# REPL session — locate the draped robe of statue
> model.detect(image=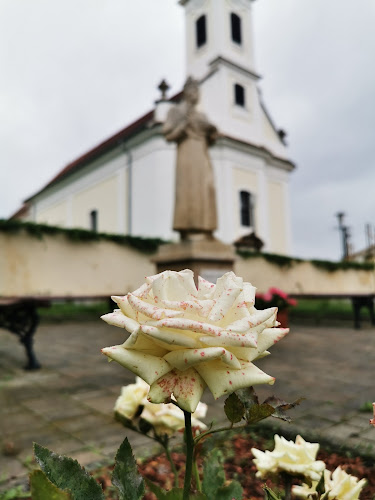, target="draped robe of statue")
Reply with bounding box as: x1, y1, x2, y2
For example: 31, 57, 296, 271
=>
163, 90, 218, 238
